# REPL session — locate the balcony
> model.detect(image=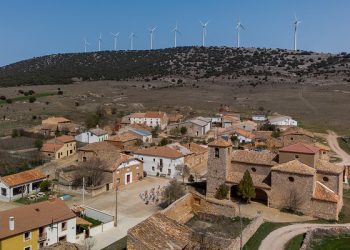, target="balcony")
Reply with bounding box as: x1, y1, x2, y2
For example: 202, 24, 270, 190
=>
38, 233, 47, 242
